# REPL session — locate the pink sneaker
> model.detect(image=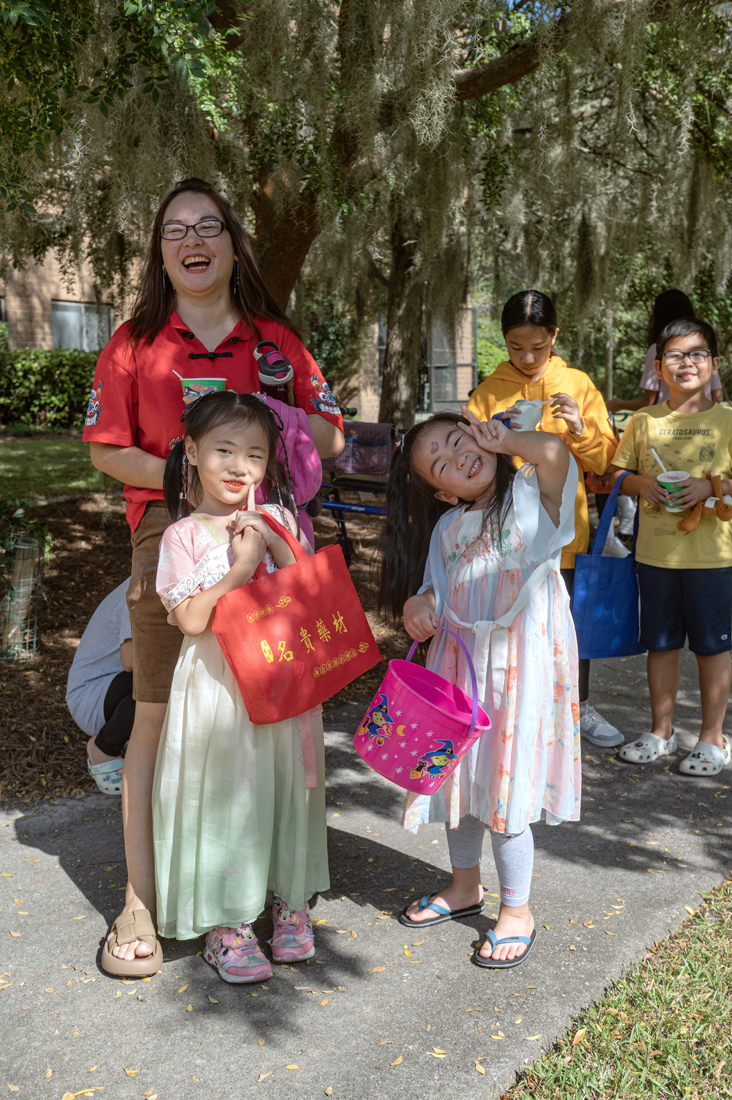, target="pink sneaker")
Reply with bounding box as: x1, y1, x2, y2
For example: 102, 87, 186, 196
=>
203, 923, 272, 984
269, 898, 315, 963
